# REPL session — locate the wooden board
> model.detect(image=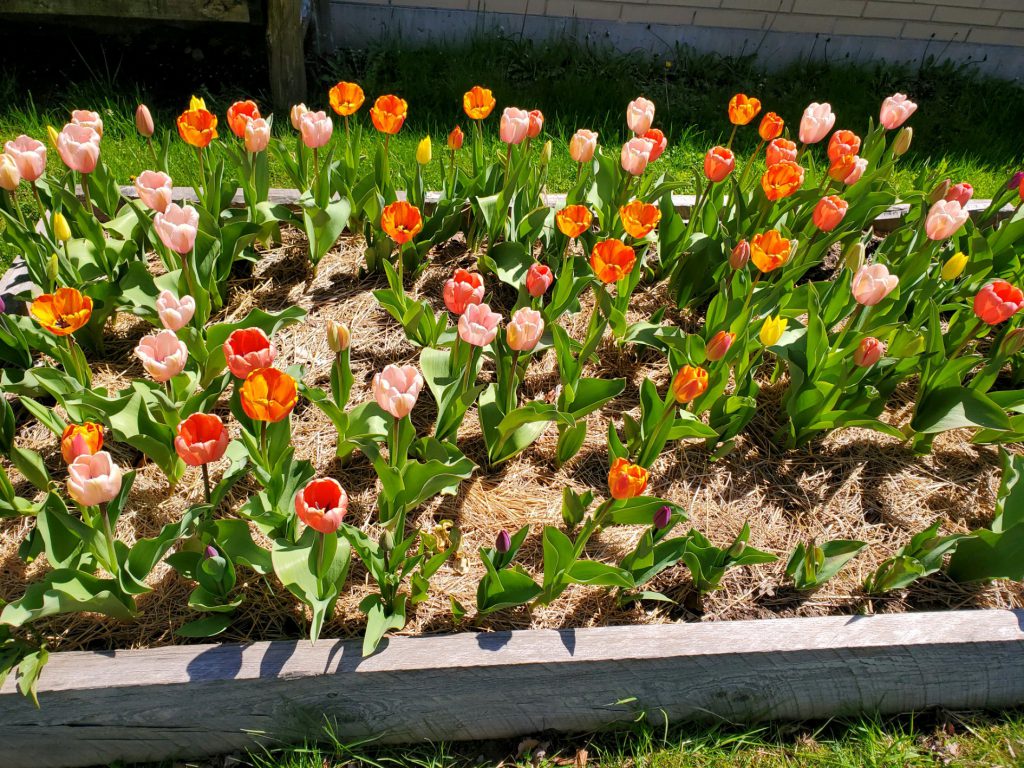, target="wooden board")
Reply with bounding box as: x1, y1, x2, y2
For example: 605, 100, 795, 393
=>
2, 0, 251, 23
0, 609, 1021, 768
